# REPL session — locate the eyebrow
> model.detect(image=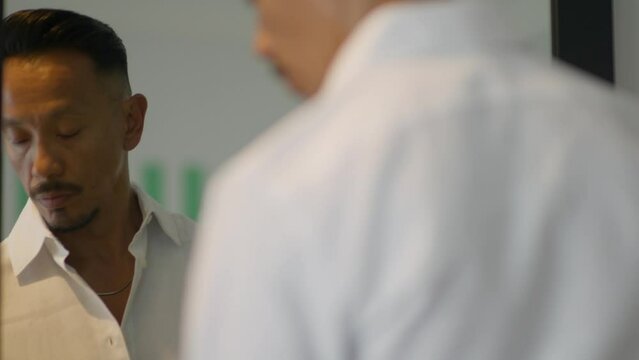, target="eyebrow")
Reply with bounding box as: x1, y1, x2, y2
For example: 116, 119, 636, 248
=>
1, 118, 21, 128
